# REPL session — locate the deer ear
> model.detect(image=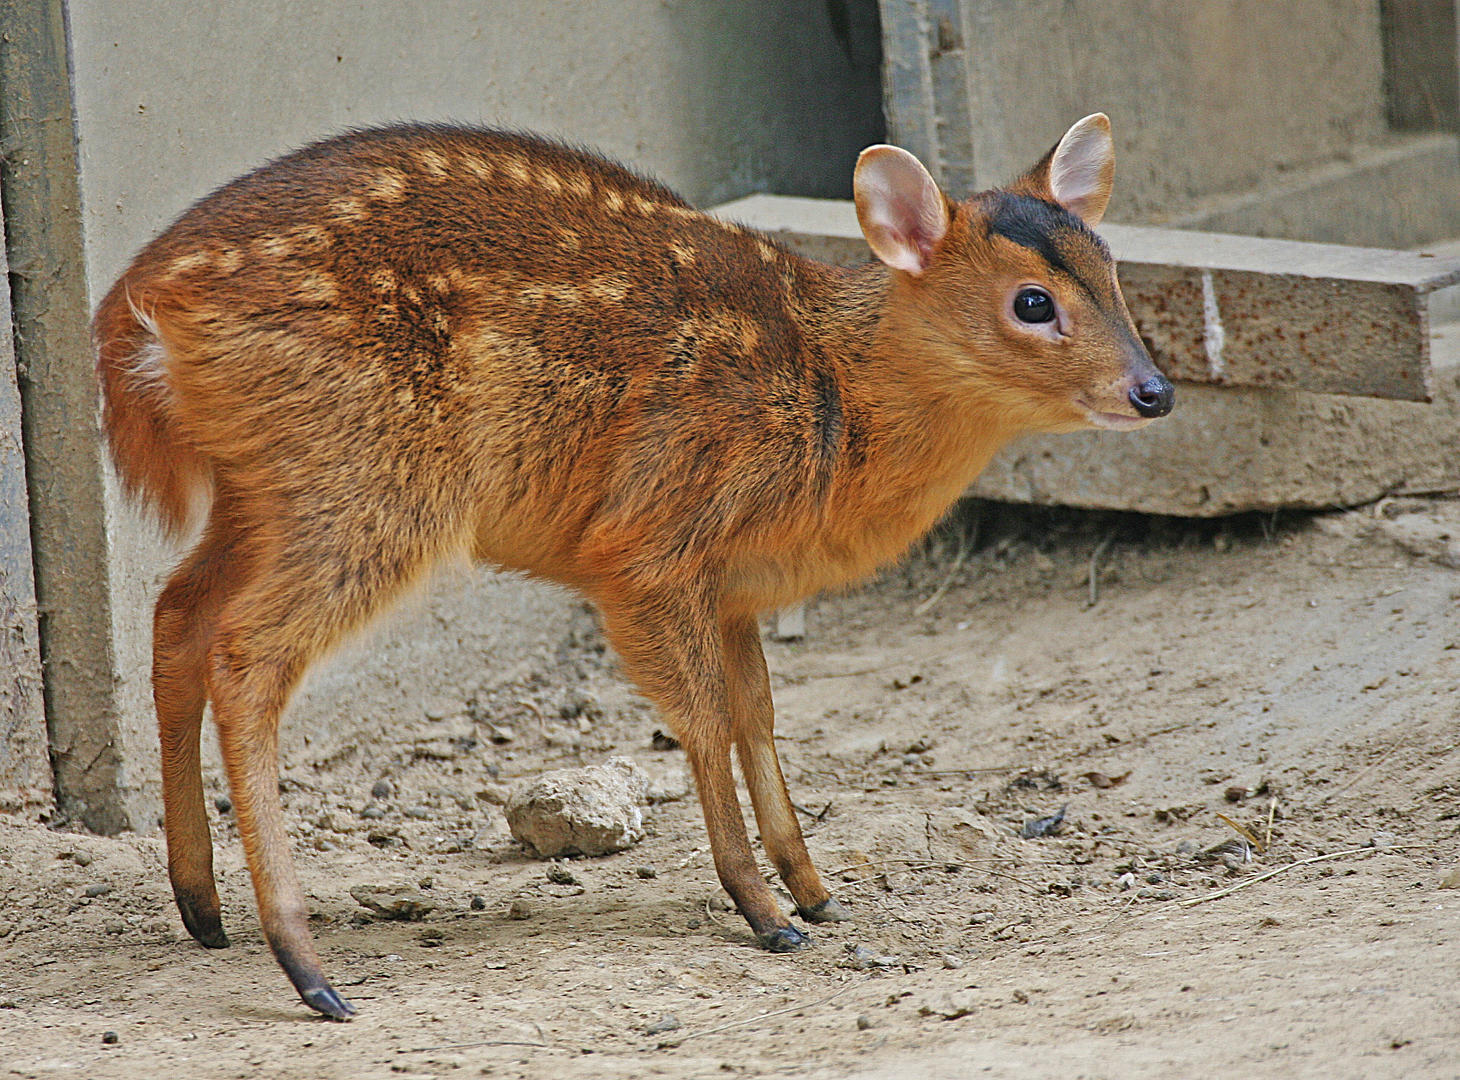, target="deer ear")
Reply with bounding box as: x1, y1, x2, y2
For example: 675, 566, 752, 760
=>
1034, 113, 1115, 227
854, 145, 949, 274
